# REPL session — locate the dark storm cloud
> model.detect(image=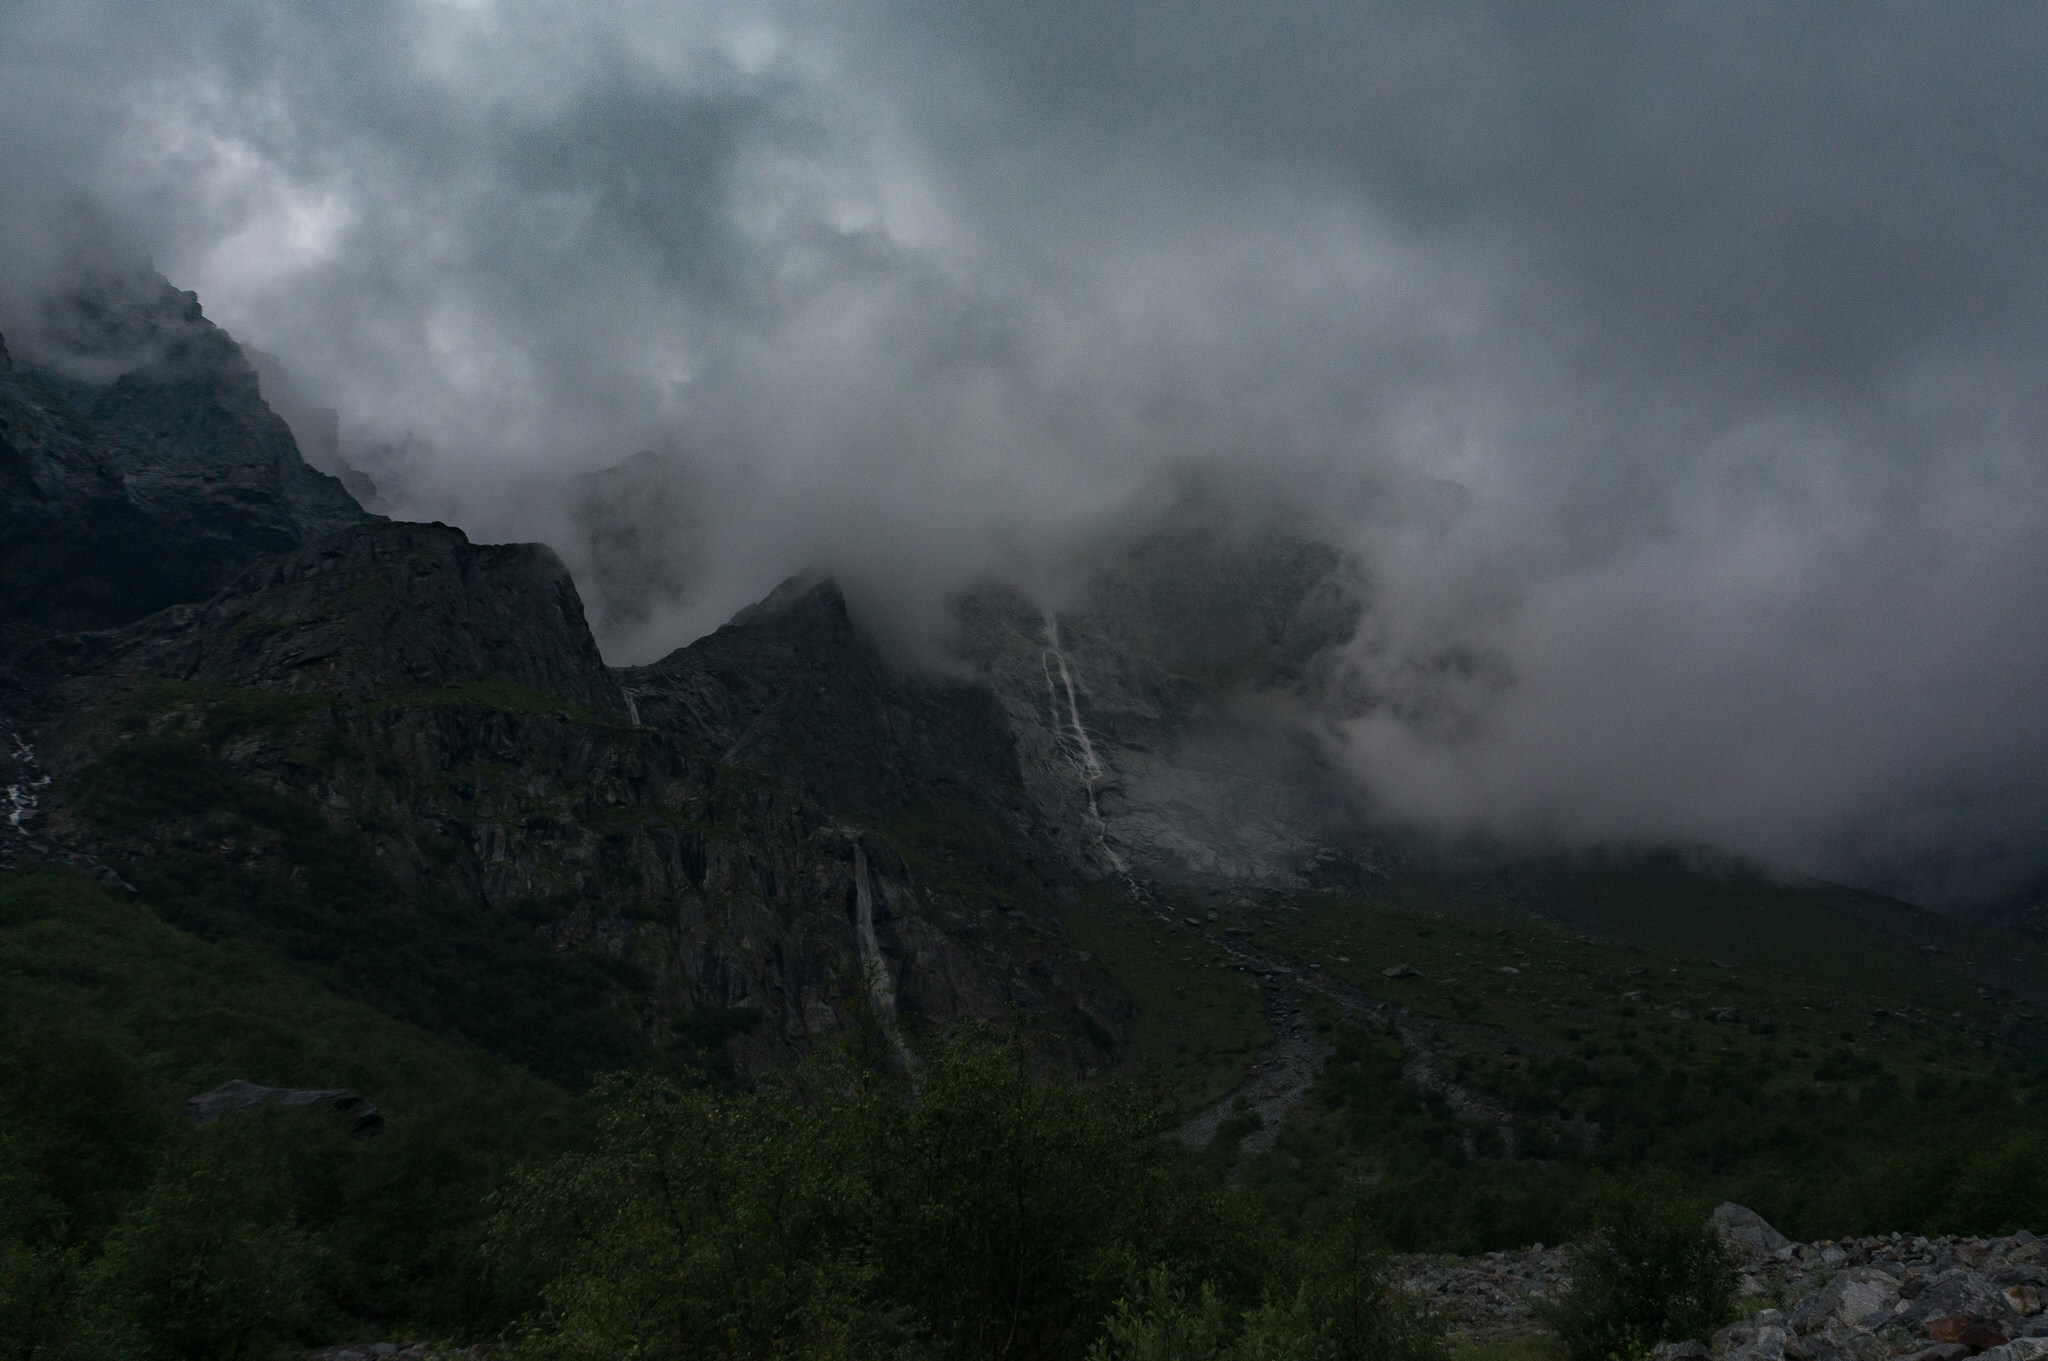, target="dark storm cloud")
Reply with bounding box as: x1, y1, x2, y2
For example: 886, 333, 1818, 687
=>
3, 1, 2045, 905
